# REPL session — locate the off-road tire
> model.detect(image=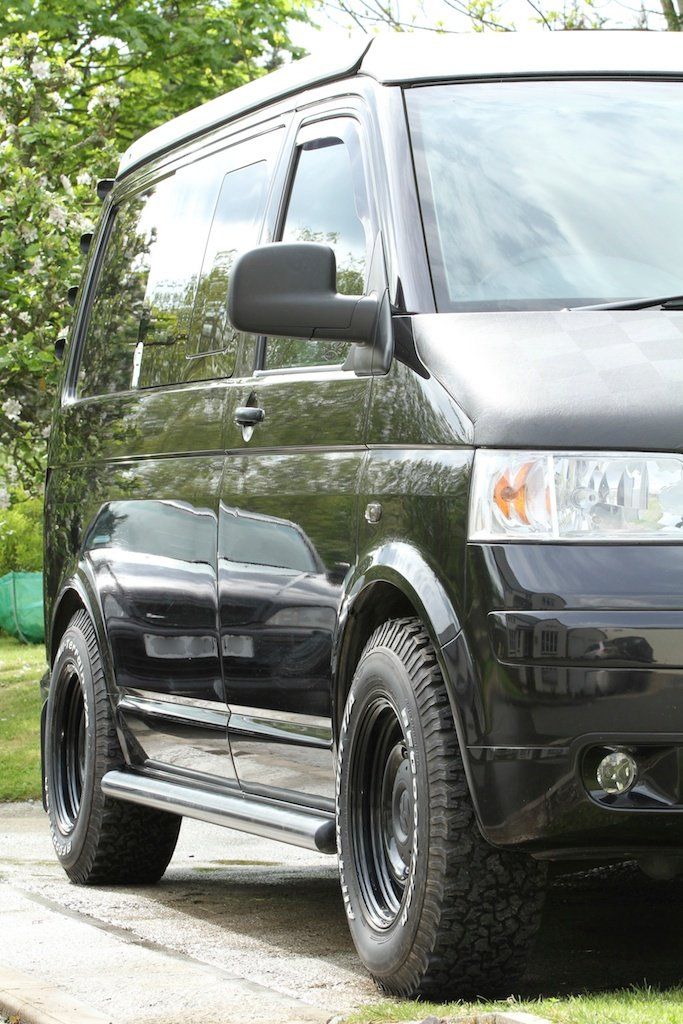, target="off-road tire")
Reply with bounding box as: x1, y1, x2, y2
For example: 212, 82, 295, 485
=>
45, 609, 181, 884
337, 617, 546, 999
